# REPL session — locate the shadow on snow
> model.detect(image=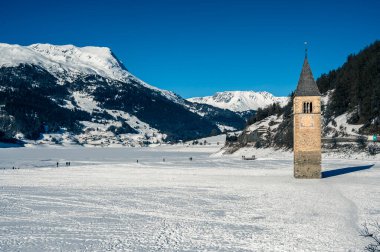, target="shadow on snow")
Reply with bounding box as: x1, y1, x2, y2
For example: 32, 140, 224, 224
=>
322, 164, 374, 178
